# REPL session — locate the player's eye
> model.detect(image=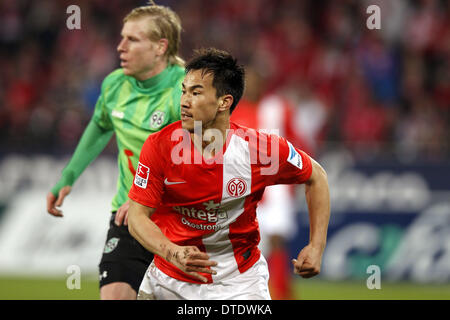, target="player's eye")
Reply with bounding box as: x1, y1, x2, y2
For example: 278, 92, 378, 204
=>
193, 91, 201, 96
